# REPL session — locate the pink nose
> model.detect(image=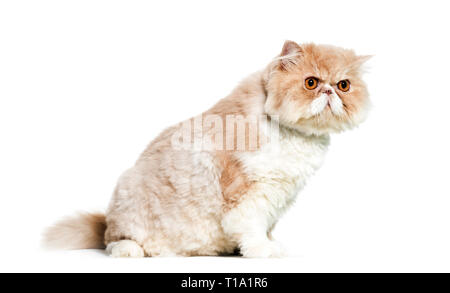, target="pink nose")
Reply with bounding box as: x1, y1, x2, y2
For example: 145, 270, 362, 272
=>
321, 88, 333, 95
